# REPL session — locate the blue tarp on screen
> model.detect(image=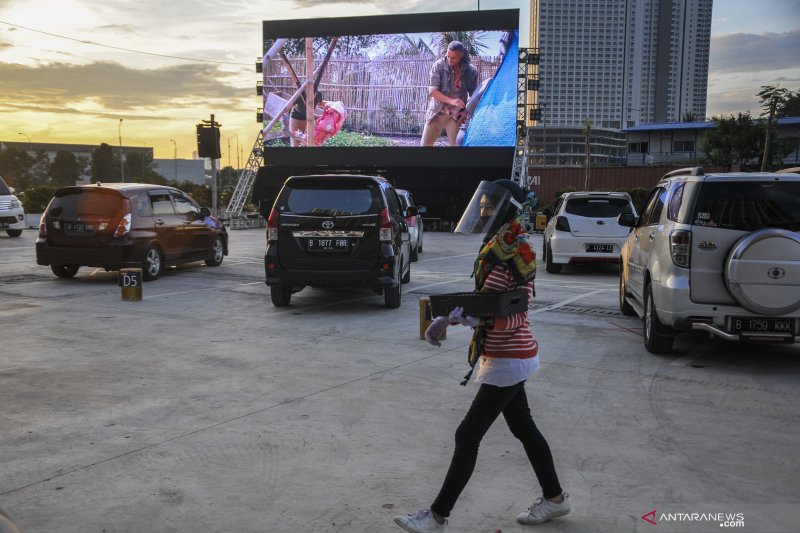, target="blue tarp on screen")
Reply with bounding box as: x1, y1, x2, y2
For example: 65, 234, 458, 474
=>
463, 30, 518, 147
